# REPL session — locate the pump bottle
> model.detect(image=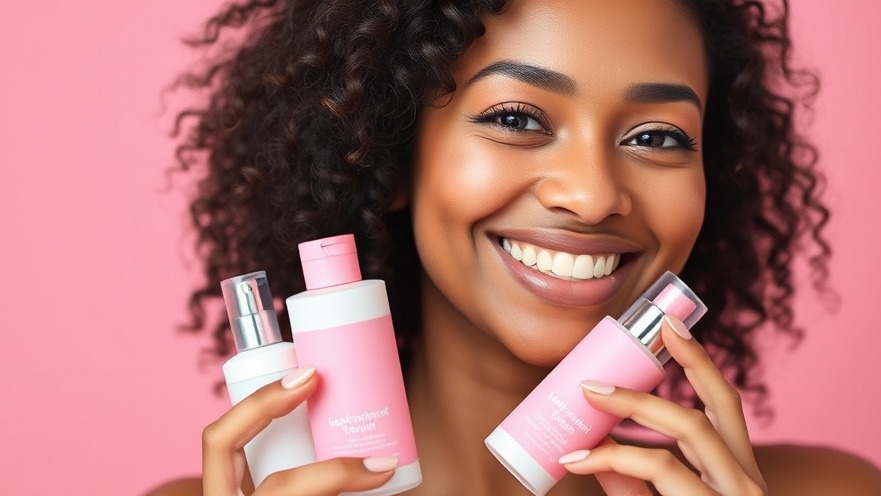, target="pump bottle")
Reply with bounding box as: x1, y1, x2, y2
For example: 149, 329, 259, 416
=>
485, 272, 707, 496
221, 271, 316, 487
